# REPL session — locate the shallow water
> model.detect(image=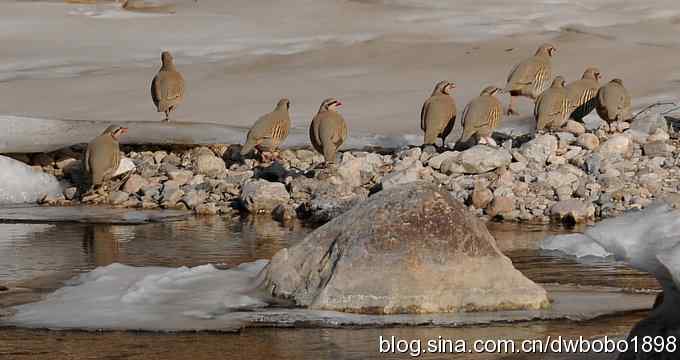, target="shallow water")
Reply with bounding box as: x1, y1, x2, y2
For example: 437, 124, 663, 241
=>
0, 216, 659, 359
